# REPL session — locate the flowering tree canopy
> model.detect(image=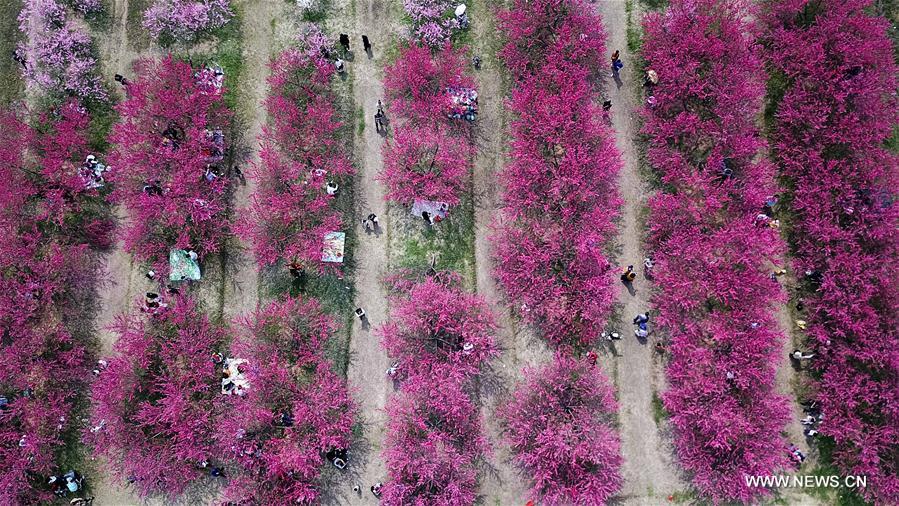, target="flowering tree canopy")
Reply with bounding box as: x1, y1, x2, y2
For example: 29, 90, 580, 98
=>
493, 0, 621, 349
765, 0, 899, 502
641, 0, 791, 502
108, 56, 232, 277
501, 355, 622, 506
217, 297, 356, 504
380, 275, 498, 379
381, 44, 476, 208
86, 295, 228, 497
143, 0, 233, 42
381, 366, 488, 506
17, 0, 106, 100
239, 39, 353, 272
